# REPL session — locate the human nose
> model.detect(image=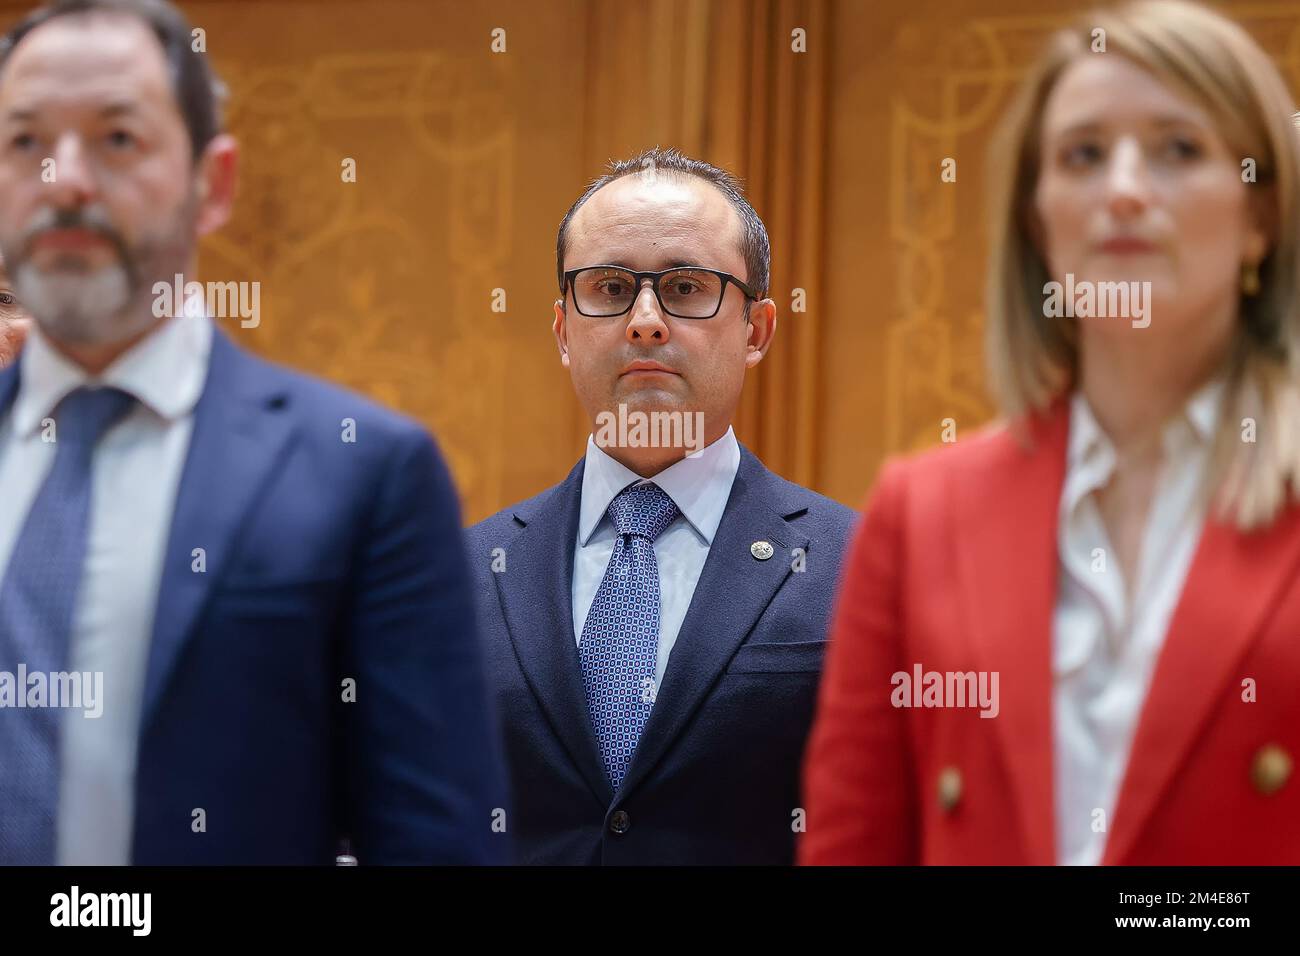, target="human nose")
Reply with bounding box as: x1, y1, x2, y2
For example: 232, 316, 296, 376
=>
625, 278, 670, 344
1104, 137, 1150, 221
46, 133, 99, 209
